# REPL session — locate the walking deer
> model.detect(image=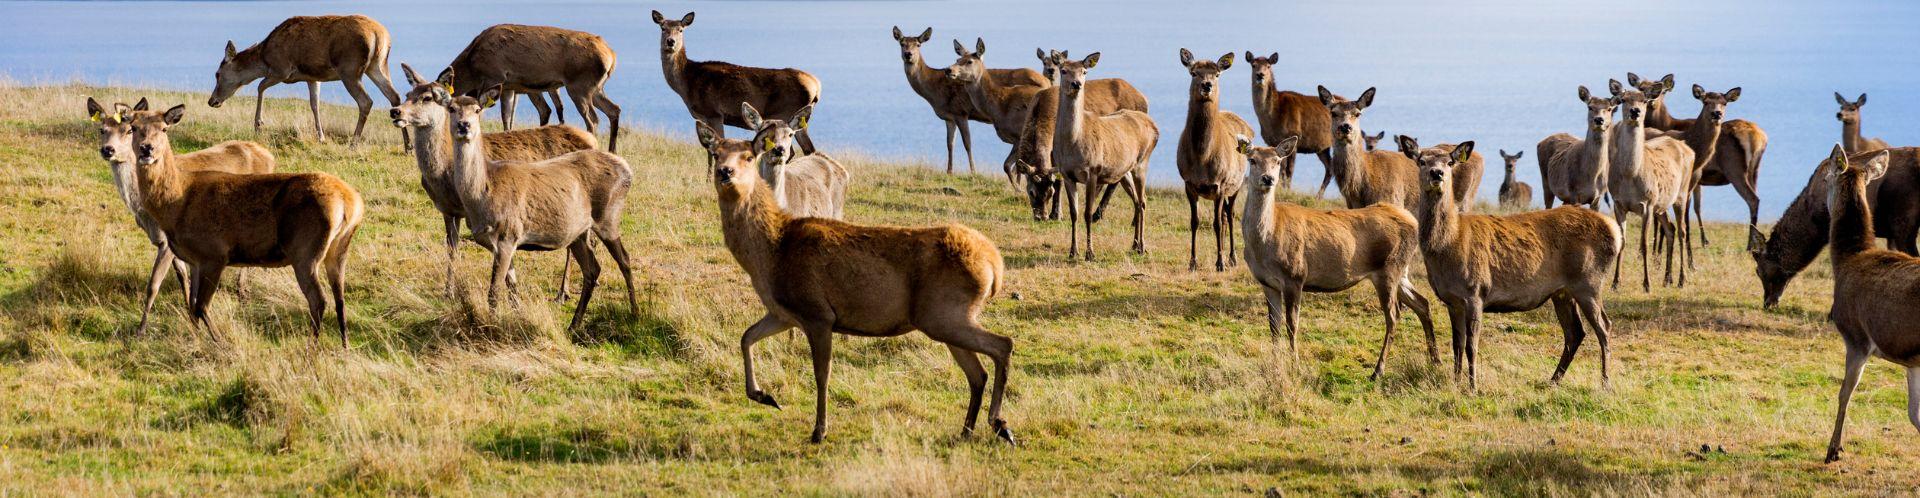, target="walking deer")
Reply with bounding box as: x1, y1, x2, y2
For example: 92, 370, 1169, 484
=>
1836, 92, 1889, 155
1176, 49, 1256, 271
1631, 73, 1767, 249
1053, 52, 1159, 261
655, 11, 821, 155
1010, 49, 1148, 220
438, 24, 623, 152
1497, 149, 1532, 209
1752, 147, 1920, 309
1536, 86, 1617, 210
1244, 52, 1335, 195
208, 15, 404, 148
893, 27, 1046, 174
1608, 80, 1696, 291
709, 102, 849, 219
